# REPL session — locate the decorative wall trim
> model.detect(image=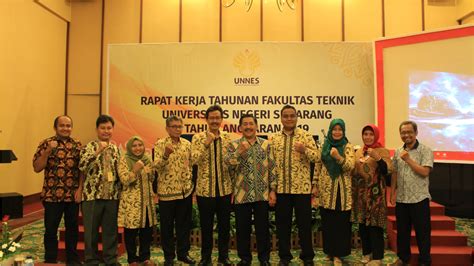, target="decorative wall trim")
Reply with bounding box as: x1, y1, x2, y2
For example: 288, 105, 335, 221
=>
33, 0, 70, 23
